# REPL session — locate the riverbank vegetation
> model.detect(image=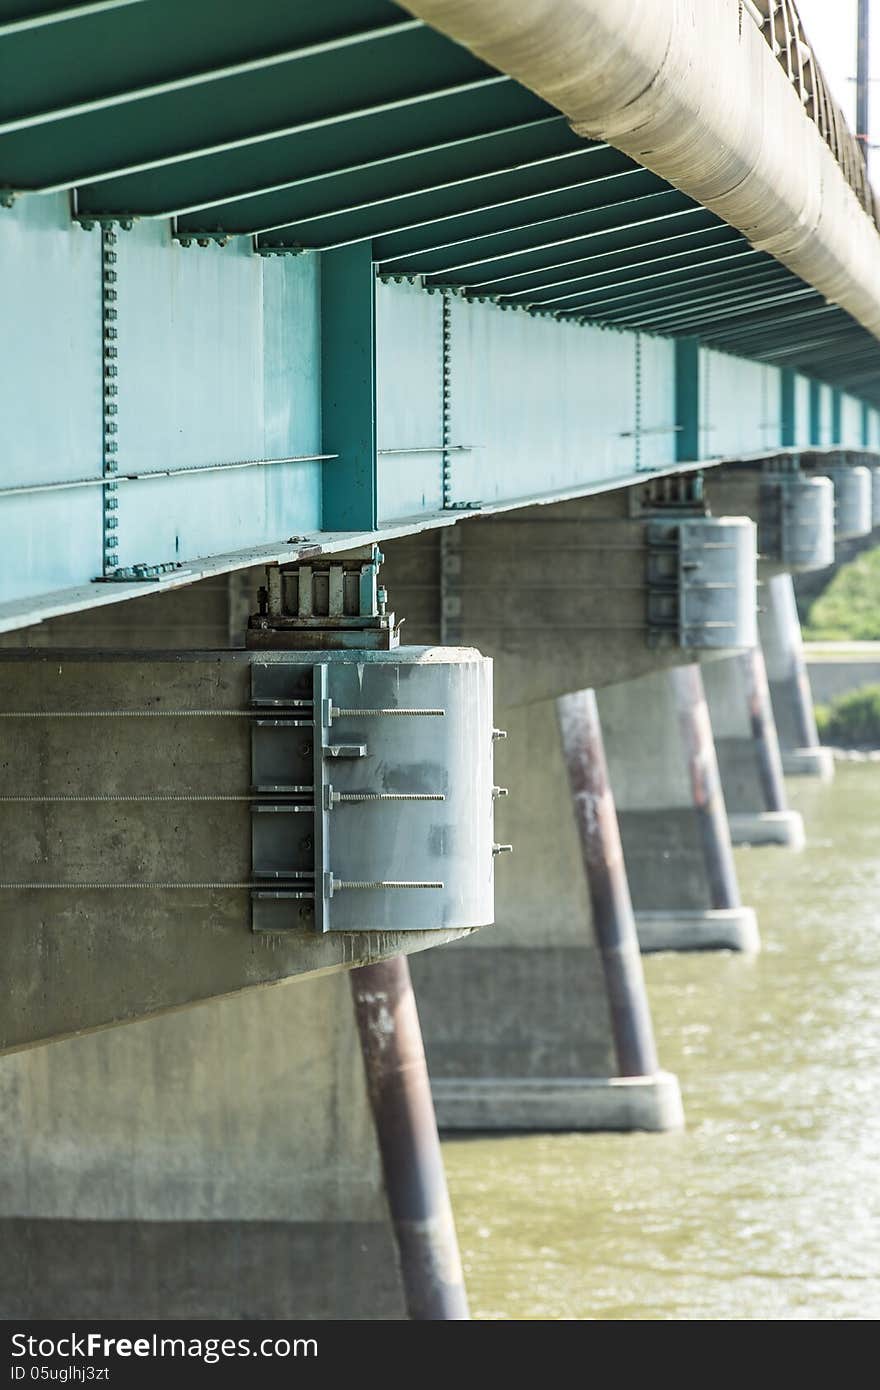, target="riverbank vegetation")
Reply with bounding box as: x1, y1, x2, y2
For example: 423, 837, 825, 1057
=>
815, 684, 880, 747
803, 547, 880, 640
